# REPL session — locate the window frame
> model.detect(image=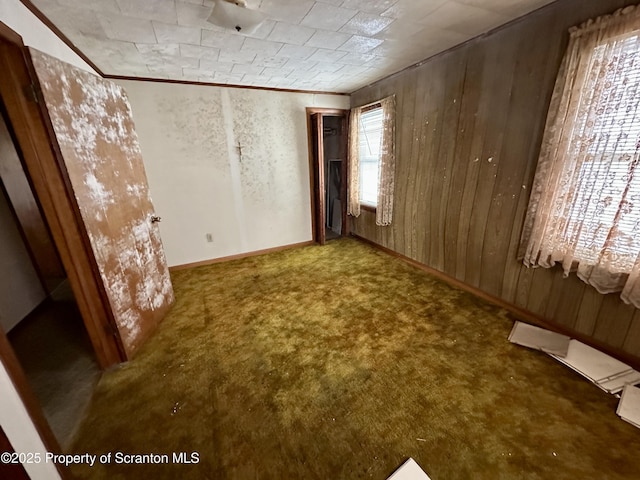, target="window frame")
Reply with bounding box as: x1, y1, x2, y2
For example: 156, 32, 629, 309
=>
357, 102, 383, 210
